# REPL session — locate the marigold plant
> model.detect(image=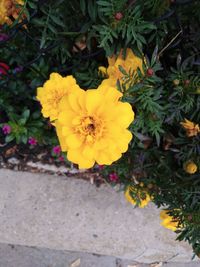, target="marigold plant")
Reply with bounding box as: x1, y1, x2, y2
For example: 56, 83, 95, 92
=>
1, 0, 200, 257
